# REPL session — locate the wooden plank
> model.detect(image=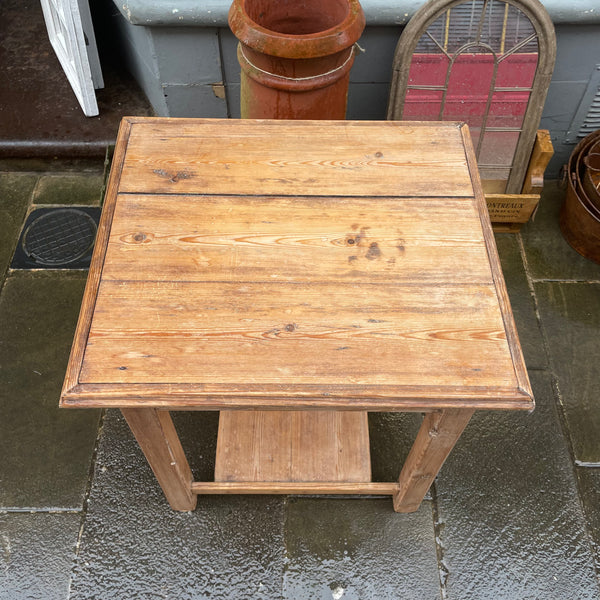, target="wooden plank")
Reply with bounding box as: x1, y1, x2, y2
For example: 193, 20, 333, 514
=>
121, 408, 196, 511
393, 409, 474, 512
460, 124, 533, 404
80, 334, 516, 388
214, 411, 371, 483
81, 279, 515, 390
60, 117, 132, 405
485, 193, 540, 224
88, 280, 505, 335
119, 119, 474, 198
521, 130, 554, 195
100, 194, 493, 285
492, 223, 523, 233
109, 194, 484, 244
63, 383, 534, 411
191, 482, 398, 495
